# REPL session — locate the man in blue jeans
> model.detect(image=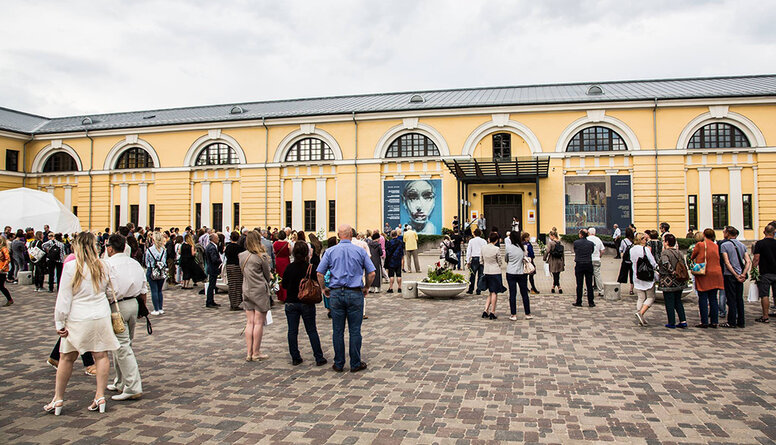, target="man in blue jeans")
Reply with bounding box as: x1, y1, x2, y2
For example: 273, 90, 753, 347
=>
317, 224, 376, 373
